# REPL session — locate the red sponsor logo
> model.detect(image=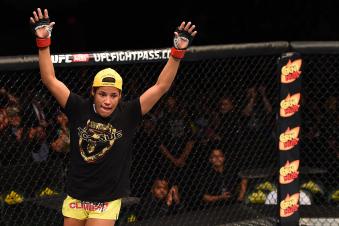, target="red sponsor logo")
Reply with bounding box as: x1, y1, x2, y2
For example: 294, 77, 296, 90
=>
72, 54, 90, 62
281, 59, 302, 83
280, 193, 299, 217
69, 201, 108, 212
279, 127, 300, 151
279, 160, 300, 184
280, 93, 301, 117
